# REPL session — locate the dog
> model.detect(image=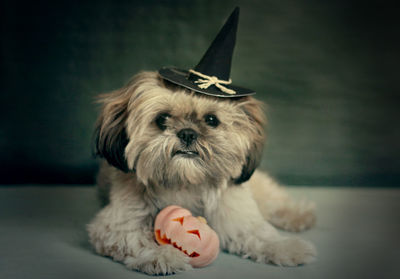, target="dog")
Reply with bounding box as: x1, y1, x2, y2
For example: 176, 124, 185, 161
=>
87, 71, 316, 275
